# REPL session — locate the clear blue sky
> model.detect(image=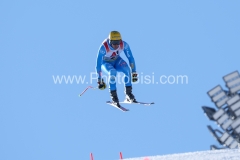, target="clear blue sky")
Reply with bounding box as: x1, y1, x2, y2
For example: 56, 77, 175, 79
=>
1, 0, 240, 160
